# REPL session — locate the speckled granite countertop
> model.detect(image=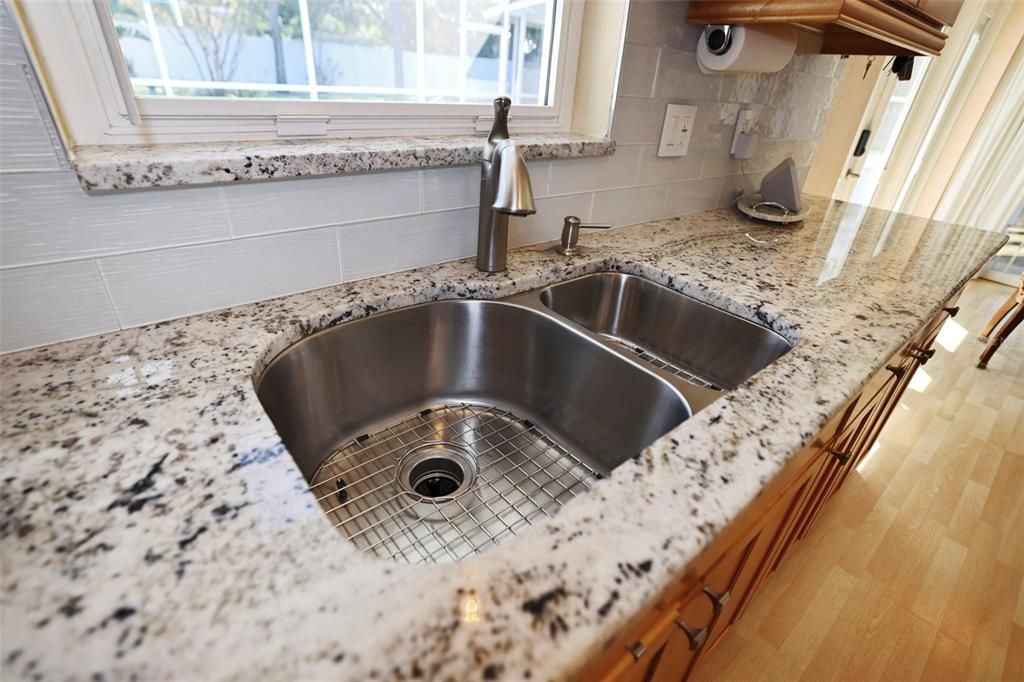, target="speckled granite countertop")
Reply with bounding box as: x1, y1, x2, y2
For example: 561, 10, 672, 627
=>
72, 133, 614, 192
0, 197, 1005, 681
